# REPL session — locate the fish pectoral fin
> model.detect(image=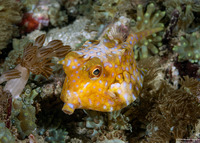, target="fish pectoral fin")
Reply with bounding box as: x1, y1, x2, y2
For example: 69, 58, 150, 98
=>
104, 91, 117, 99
